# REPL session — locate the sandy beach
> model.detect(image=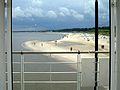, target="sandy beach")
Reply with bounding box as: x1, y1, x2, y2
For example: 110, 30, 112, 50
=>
23, 33, 109, 51
23, 32, 109, 59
